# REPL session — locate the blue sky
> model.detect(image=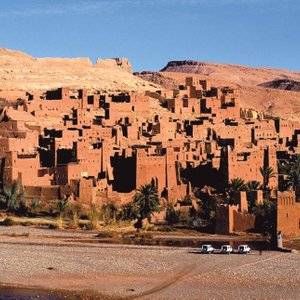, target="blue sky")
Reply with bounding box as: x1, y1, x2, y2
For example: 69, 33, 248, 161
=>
0, 0, 299, 71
